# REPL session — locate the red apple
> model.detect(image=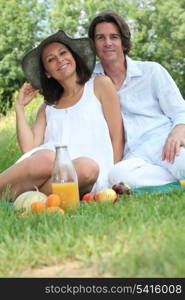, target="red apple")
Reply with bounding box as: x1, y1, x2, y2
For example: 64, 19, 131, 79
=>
94, 188, 117, 203
82, 192, 95, 202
